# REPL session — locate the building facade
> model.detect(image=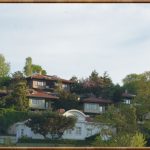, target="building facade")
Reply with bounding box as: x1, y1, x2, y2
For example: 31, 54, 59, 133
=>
15, 109, 115, 141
